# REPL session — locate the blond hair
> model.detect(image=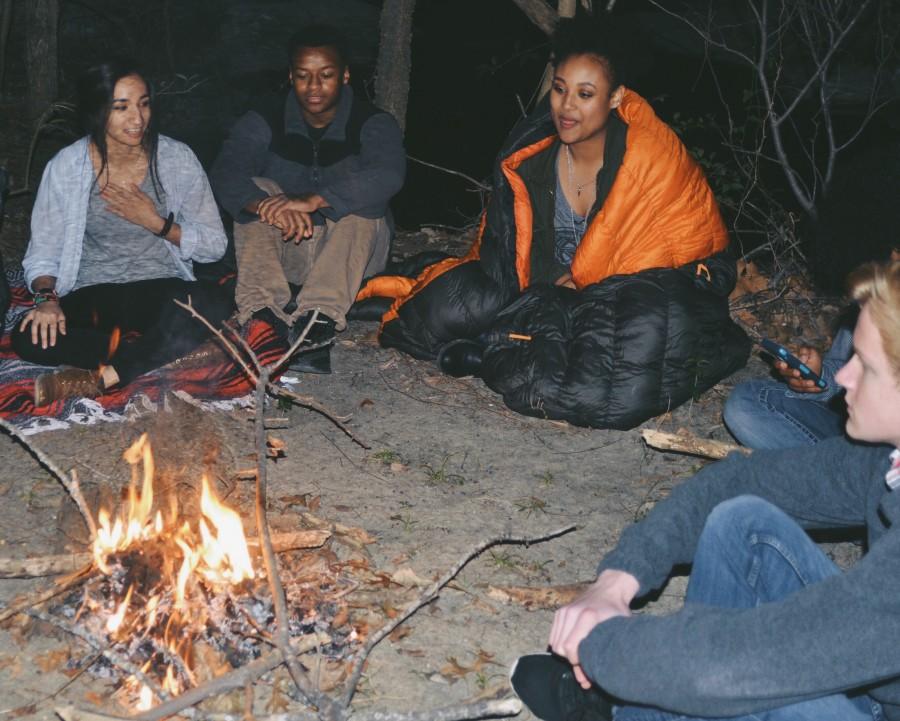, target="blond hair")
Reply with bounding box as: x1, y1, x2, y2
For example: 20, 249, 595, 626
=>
849, 260, 900, 378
